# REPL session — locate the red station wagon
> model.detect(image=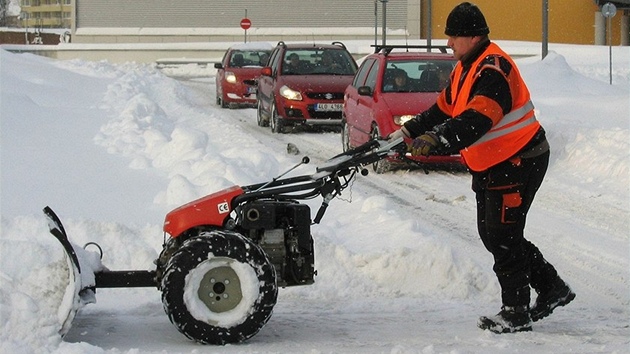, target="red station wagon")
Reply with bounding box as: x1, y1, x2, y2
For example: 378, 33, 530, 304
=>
256, 41, 358, 133
215, 42, 273, 108
342, 45, 464, 173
